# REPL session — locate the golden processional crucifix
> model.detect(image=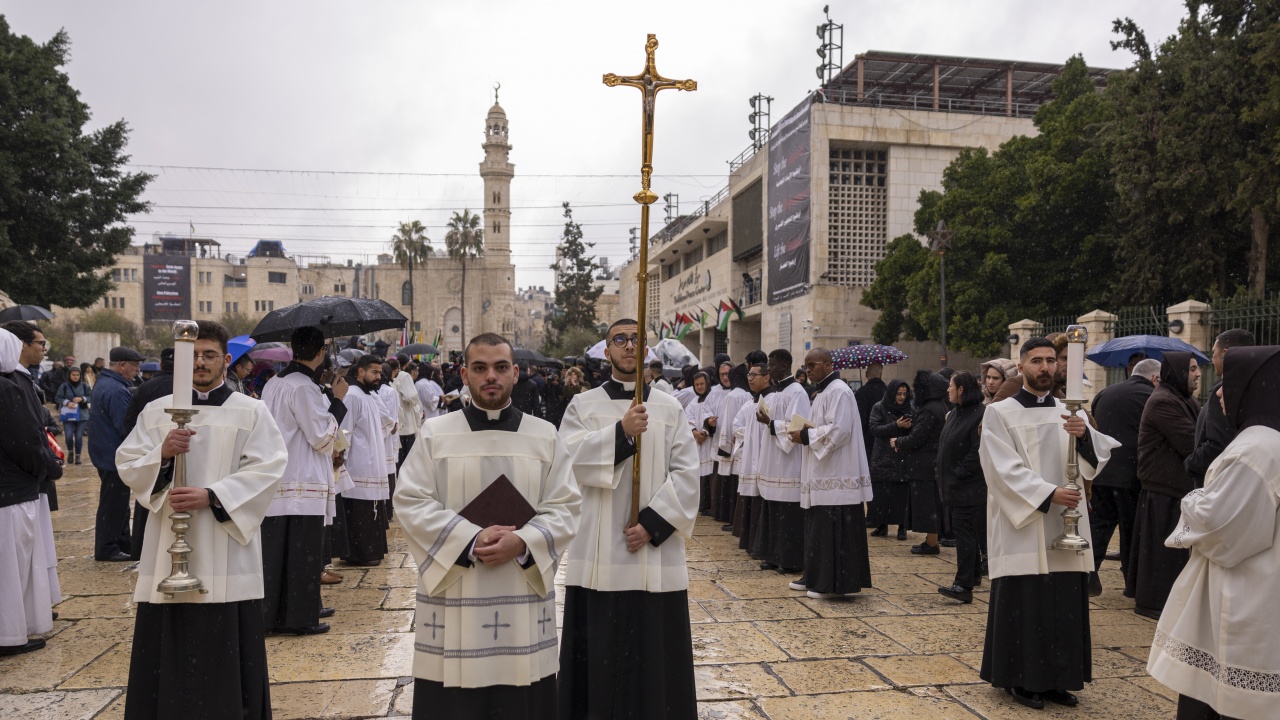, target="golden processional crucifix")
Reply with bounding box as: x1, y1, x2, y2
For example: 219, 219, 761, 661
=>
603, 34, 697, 526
